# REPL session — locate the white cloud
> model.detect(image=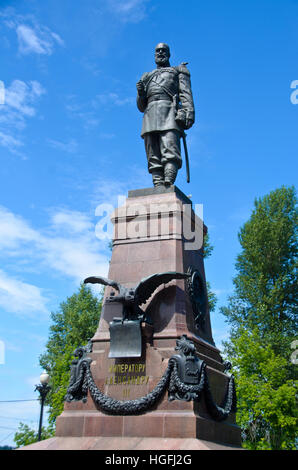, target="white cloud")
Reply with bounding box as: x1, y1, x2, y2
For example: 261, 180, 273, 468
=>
107, 0, 149, 23
4, 80, 46, 117
92, 178, 128, 208
50, 209, 93, 233
65, 90, 133, 133
0, 79, 45, 155
5, 80, 34, 116
16, 24, 50, 55
0, 206, 39, 250
47, 138, 78, 154
95, 92, 134, 107
0, 132, 24, 155
42, 236, 108, 281
29, 81, 45, 98
0, 270, 49, 316
0, 169, 155, 317
16, 24, 64, 55
90, 169, 150, 215
0, 205, 109, 316
50, 31, 64, 47
1, 8, 64, 56
42, 209, 109, 280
